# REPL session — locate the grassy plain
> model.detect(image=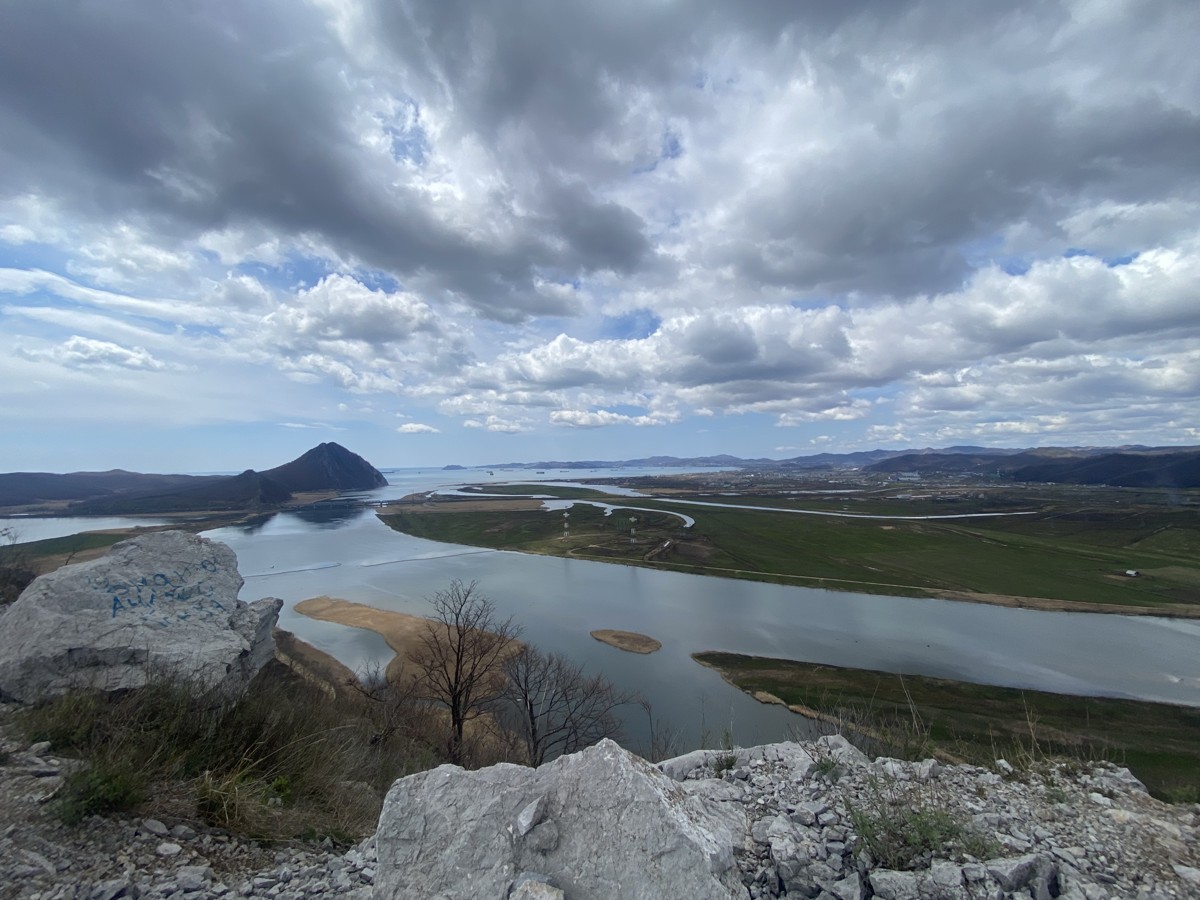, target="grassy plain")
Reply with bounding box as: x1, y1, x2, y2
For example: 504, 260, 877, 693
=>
693, 651, 1200, 802
377, 483, 1200, 614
